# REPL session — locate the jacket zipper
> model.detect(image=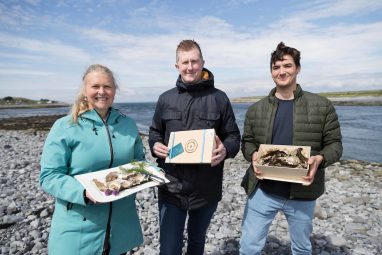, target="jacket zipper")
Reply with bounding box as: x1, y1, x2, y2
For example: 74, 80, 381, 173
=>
98, 110, 114, 255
